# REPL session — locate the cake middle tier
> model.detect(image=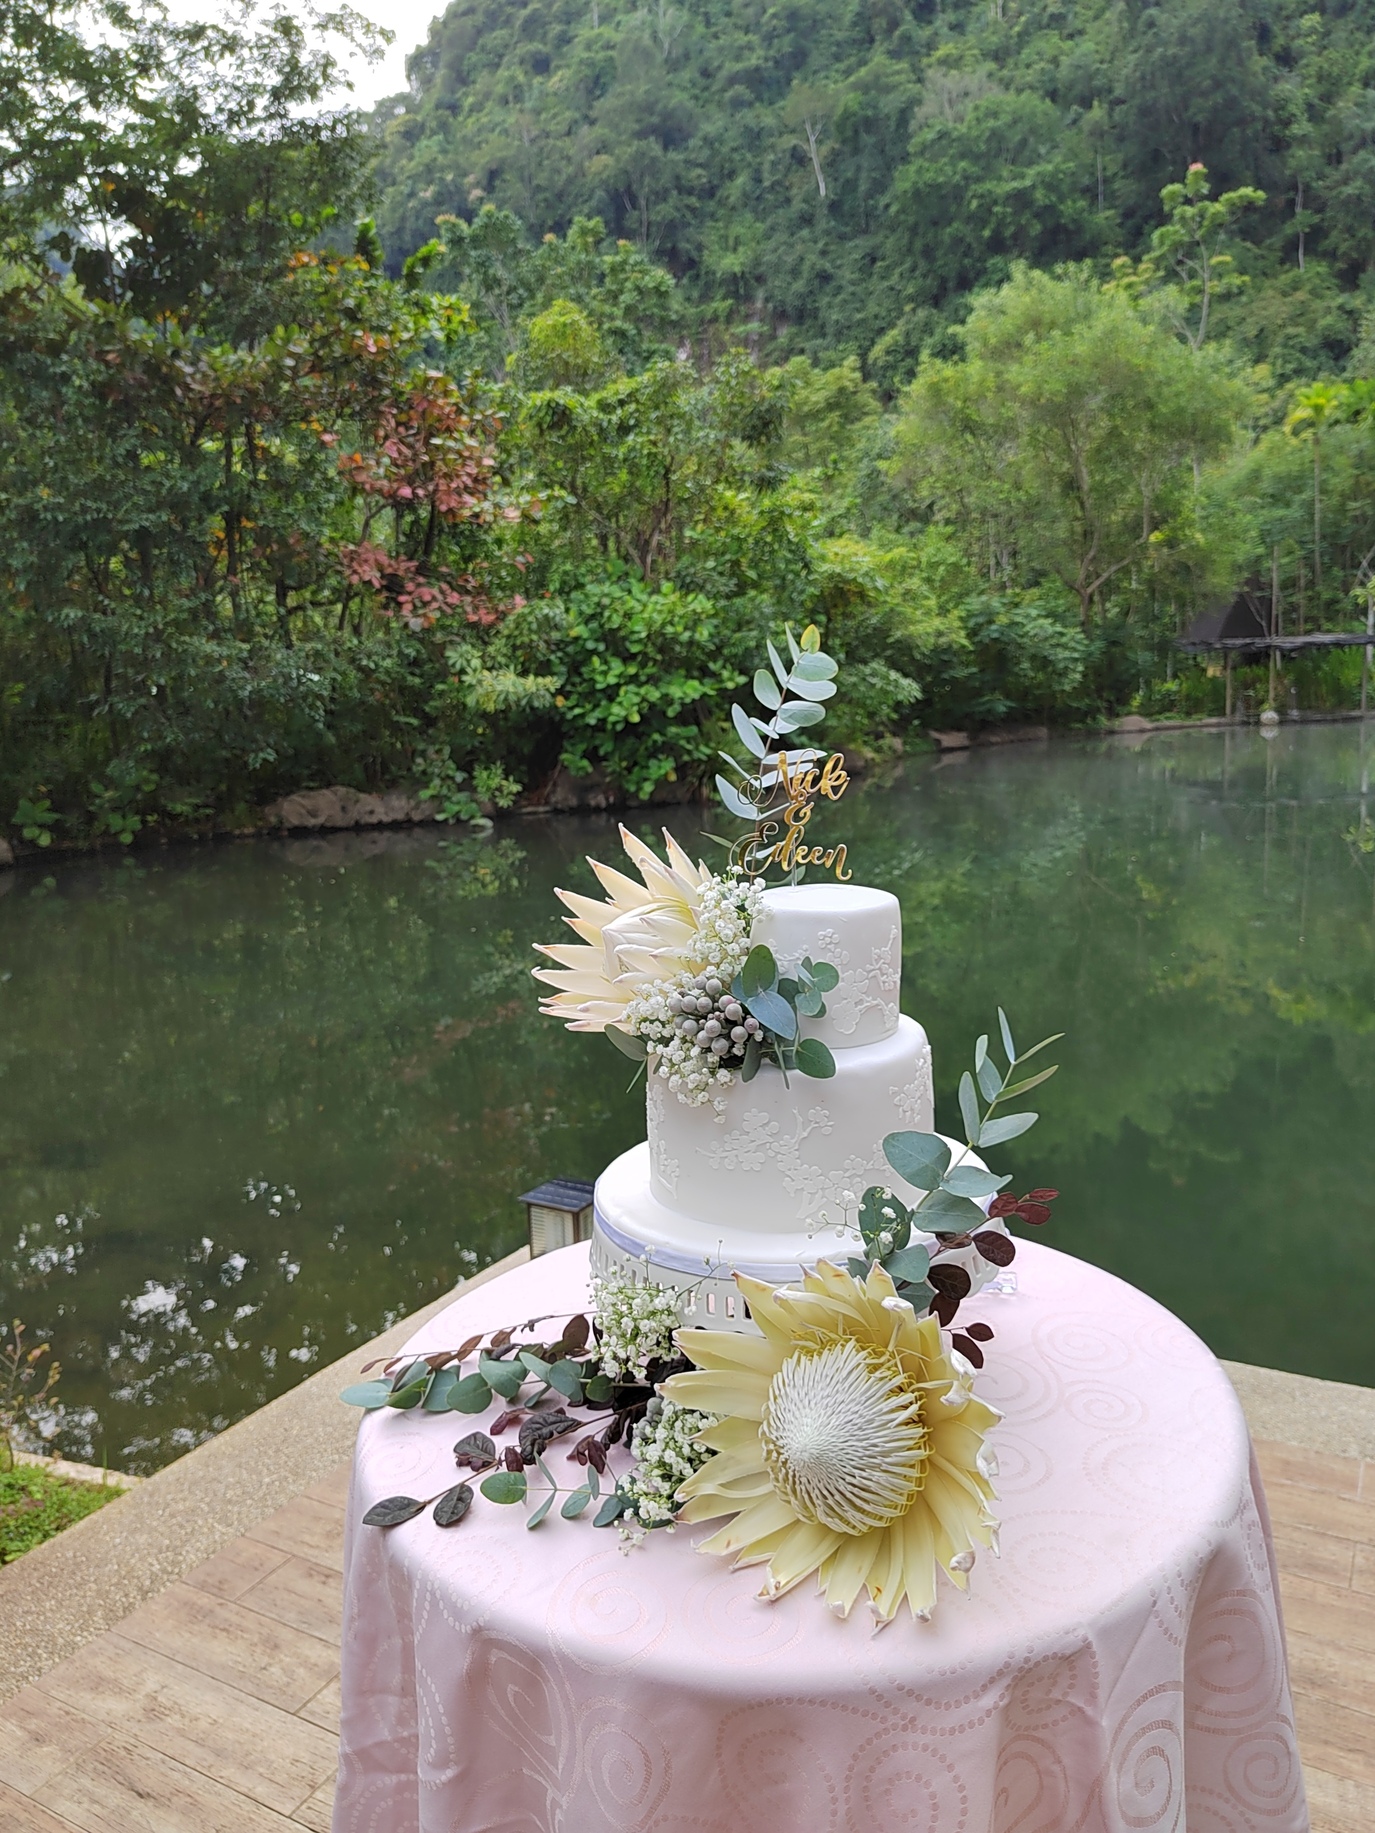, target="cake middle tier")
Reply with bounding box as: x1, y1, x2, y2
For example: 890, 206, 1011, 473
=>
647, 1014, 933, 1233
